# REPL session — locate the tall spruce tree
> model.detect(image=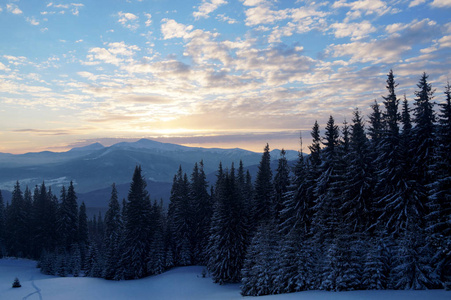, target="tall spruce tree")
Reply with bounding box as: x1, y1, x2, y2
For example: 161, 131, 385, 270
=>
342, 109, 375, 233
412, 72, 436, 186
58, 182, 79, 250
273, 149, 290, 222
427, 82, 451, 286
103, 184, 123, 280
190, 161, 212, 264
5, 182, 26, 257
208, 164, 248, 284
119, 166, 152, 279
252, 144, 273, 227
167, 166, 193, 266
32, 182, 59, 259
